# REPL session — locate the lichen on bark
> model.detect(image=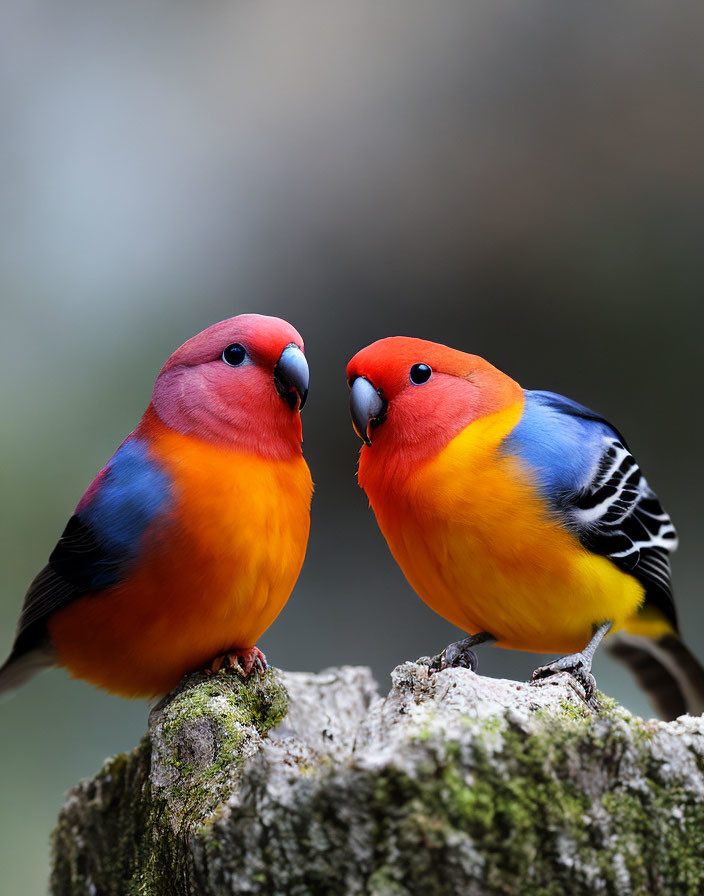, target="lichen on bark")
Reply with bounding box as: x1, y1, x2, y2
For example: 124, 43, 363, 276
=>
50, 668, 289, 896
50, 664, 704, 896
